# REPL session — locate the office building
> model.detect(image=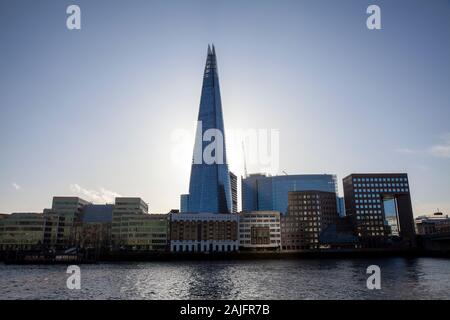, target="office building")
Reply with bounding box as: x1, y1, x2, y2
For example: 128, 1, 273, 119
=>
242, 173, 337, 214
281, 191, 339, 250
343, 173, 416, 248
170, 212, 239, 252
238, 211, 281, 251
111, 197, 168, 251
111, 213, 169, 251
43, 196, 90, 248
186, 45, 233, 213
76, 204, 114, 250
42, 210, 60, 248
0, 213, 44, 251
